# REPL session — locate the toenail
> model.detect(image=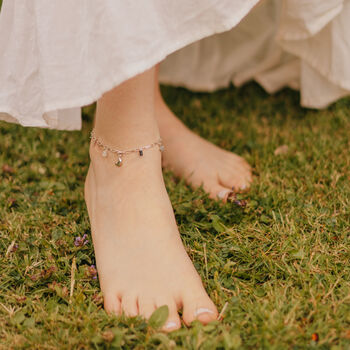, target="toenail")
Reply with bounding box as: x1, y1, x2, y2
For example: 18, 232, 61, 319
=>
194, 308, 215, 317
240, 184, 247, 190
217, 189, 231, 199
164, 321, 177, 329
